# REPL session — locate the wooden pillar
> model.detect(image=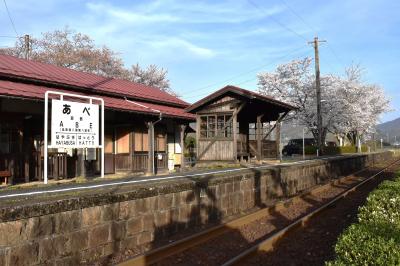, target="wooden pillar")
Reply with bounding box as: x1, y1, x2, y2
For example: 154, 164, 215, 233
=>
180, 125, 186, 169
38, 150, 42, 181
129, 128, 133, 171
24, 154, 29, 183
147, 122, 154, 175
196, 116, 200, 162
233, 112, 238, 162
276, 122, 281, 160
54, 153, 59, 179
256, 115, 263, 161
